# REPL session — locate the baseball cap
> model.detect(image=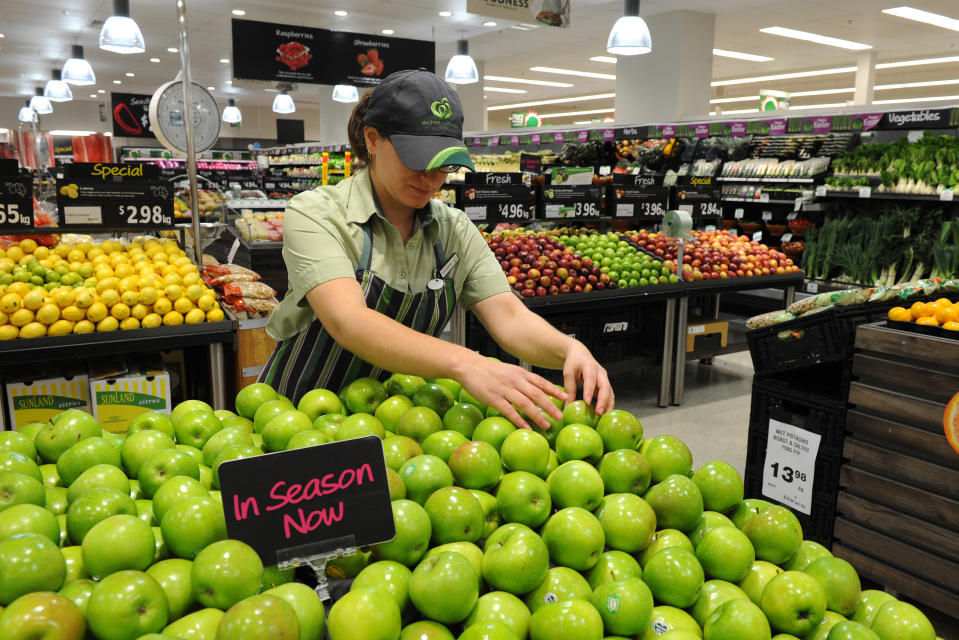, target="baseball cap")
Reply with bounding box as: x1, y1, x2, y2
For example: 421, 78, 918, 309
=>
364, 69, 475, 172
